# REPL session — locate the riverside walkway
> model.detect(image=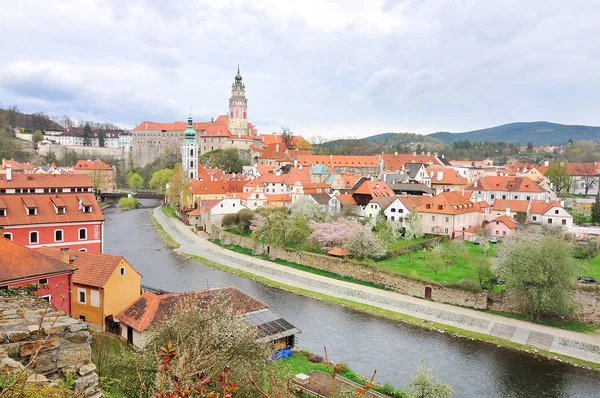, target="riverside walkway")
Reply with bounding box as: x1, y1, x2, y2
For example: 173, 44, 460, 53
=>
153, 207, 600, 364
